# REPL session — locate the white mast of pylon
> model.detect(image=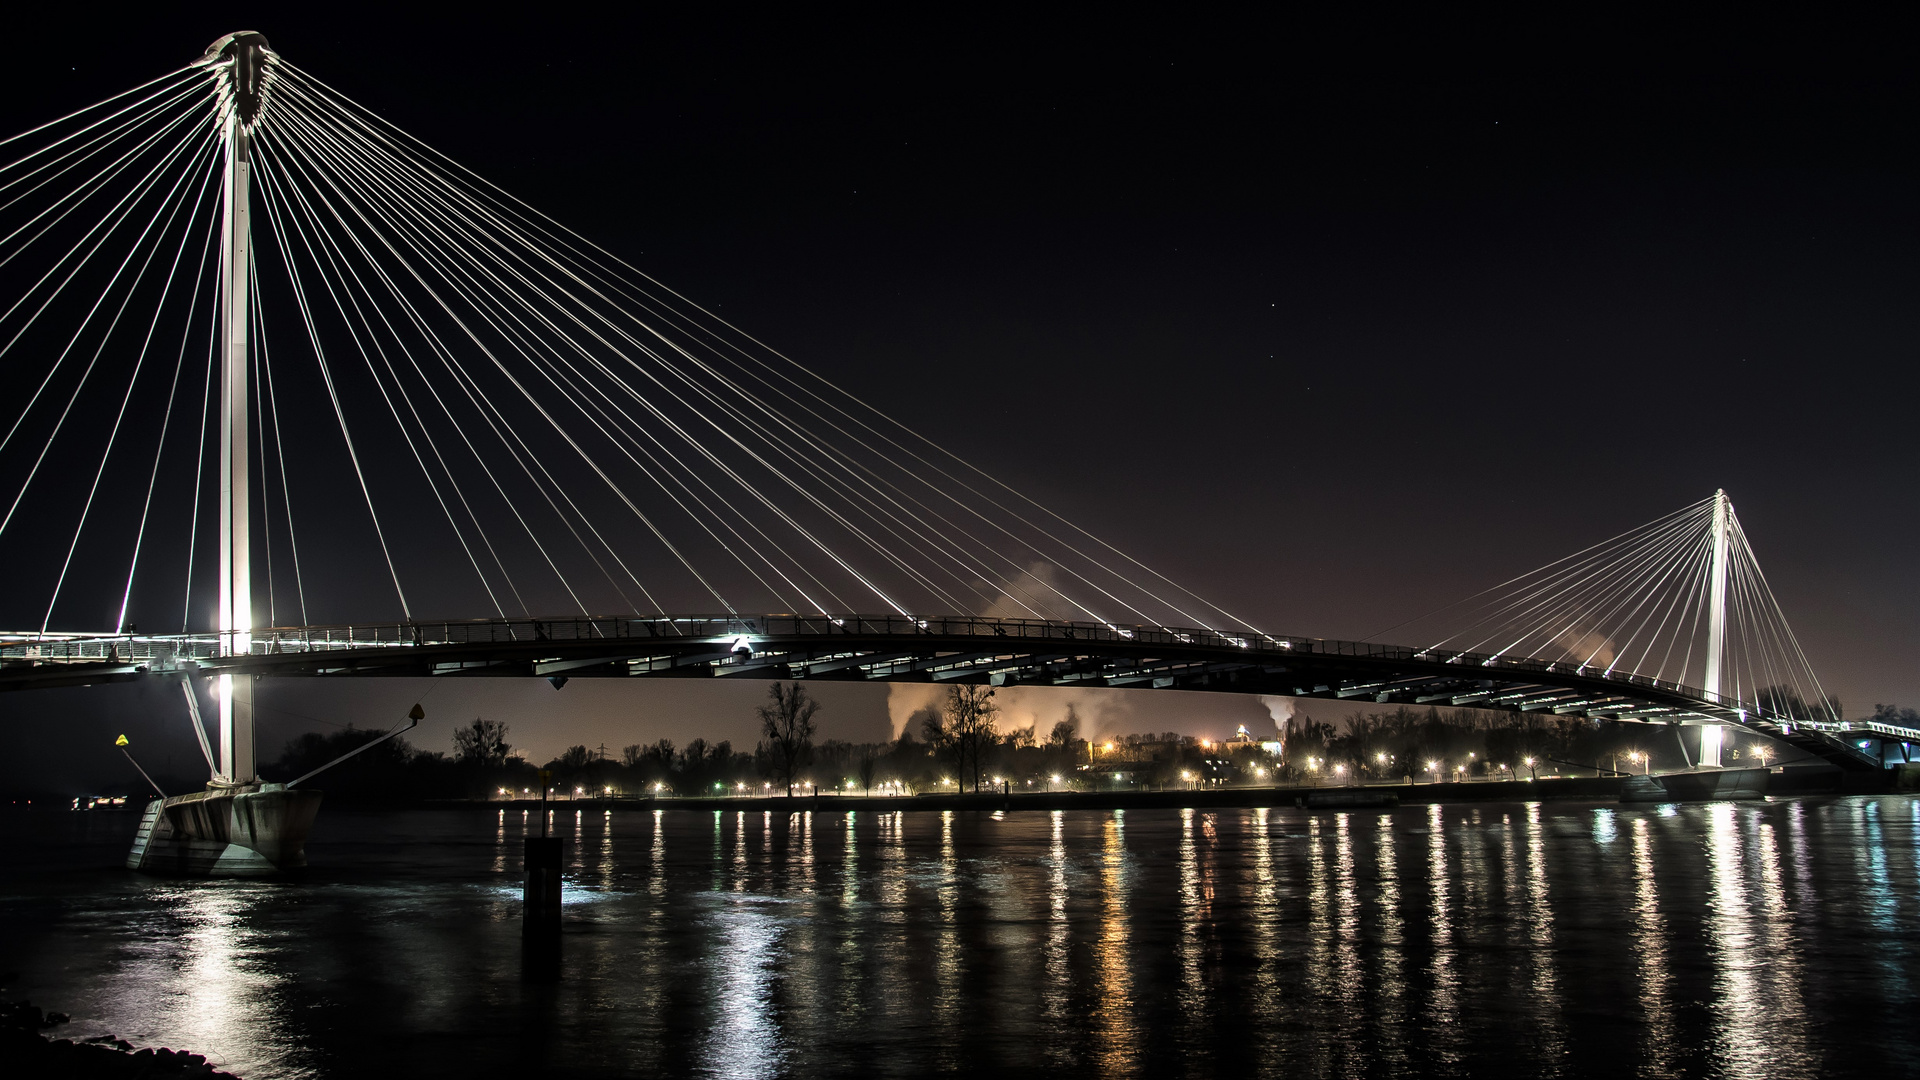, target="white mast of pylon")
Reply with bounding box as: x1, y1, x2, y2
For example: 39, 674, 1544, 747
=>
1699, 488, 1730, 768
203, 32, 271, 785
